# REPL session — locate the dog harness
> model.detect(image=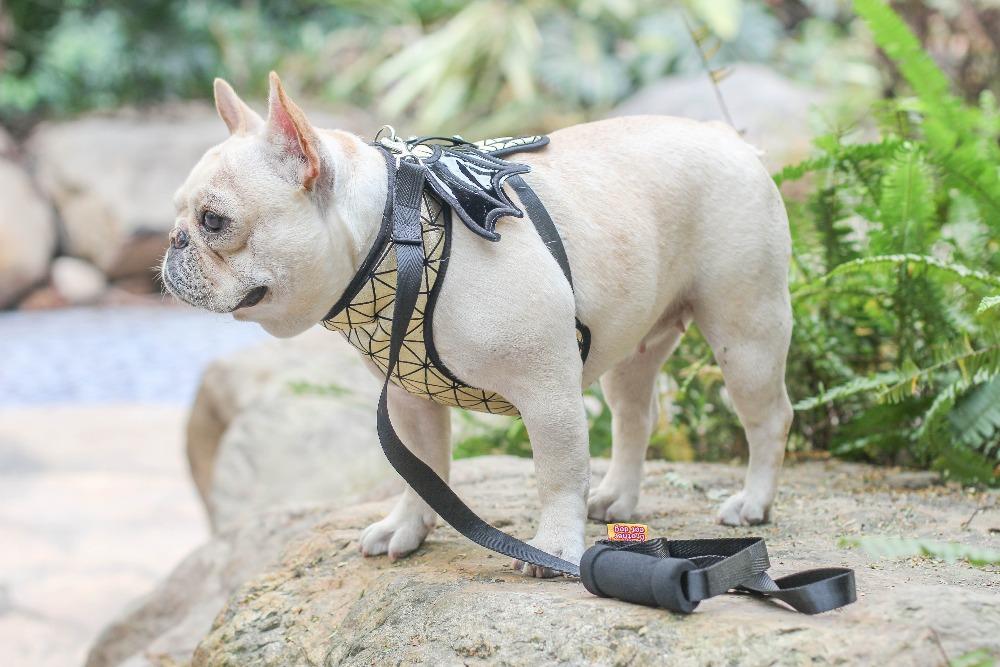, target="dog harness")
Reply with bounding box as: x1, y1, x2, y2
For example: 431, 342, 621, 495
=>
322, 133, 589, 416
322, 129, 856, 615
